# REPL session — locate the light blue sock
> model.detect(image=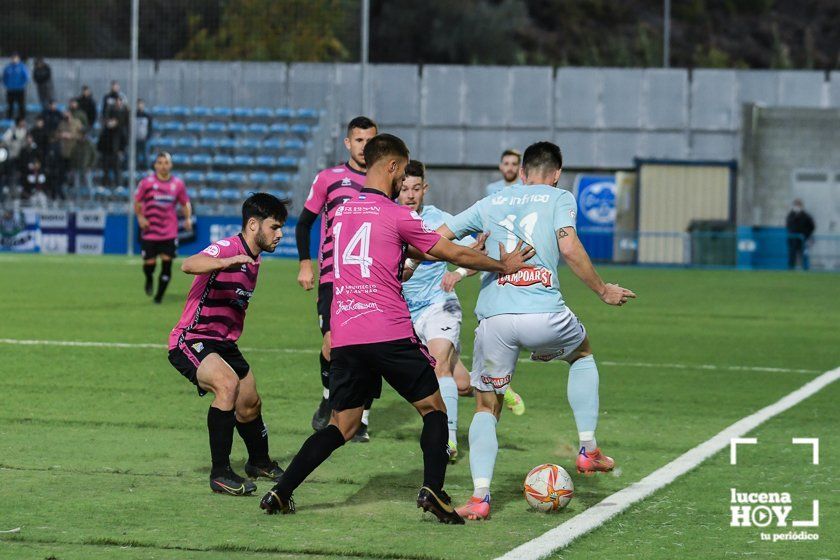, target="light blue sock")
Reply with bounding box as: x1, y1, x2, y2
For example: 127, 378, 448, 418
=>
568, 355, 599, 452
438, 376, 459, 442
468, 411, 498, 498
